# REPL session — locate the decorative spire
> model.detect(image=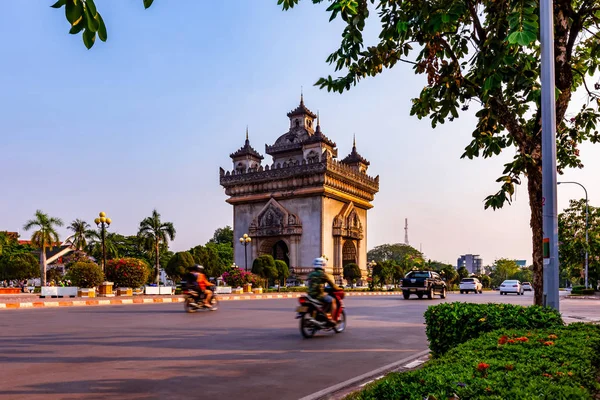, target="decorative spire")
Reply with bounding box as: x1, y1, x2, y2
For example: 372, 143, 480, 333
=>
315, 111, 321, 134
246, 125, 249, 142
230, 126, 264, 160
341, 134, 370, 166
353, 133, 356, 149
300, 86, 304, 106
